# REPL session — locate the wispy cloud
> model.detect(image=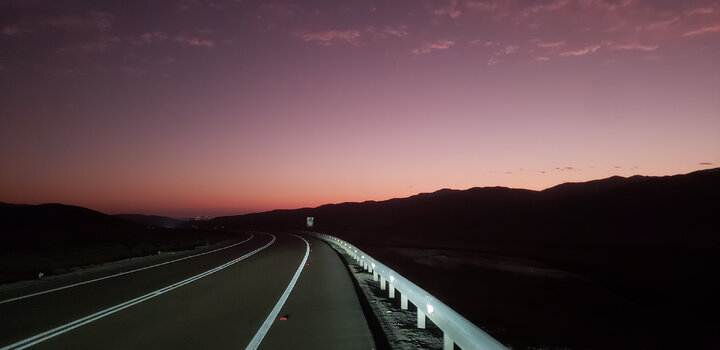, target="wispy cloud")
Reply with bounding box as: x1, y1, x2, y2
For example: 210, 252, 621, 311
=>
366, 25, 409, 39
2, 26, 31, 37
433, 0, 461, 18
521, 0, 571, 17
300, 30, 360, 46
56, 36, 122, 55
686, 7, 715, 16
580, 0, 635, 12
536, 56, 551, 61
465, 1, 501, 12
683, 24, 720, 37
140, 31, 169, 44
699, 162, 714, 166
412, 39, 455, 54
611, 43, 659, 51
48, 11, 113, 32
499, 45, 519, 55
560, 45, 600, 56
174, 36, 215, 47
537, 41, 565, 48
644, 16, 680, 30
258, 3, 303, 20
